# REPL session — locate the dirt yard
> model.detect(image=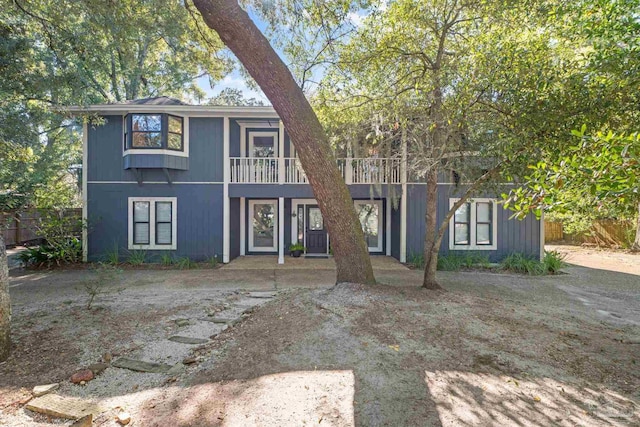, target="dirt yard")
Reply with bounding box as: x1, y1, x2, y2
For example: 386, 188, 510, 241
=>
1, 252, 638, 426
